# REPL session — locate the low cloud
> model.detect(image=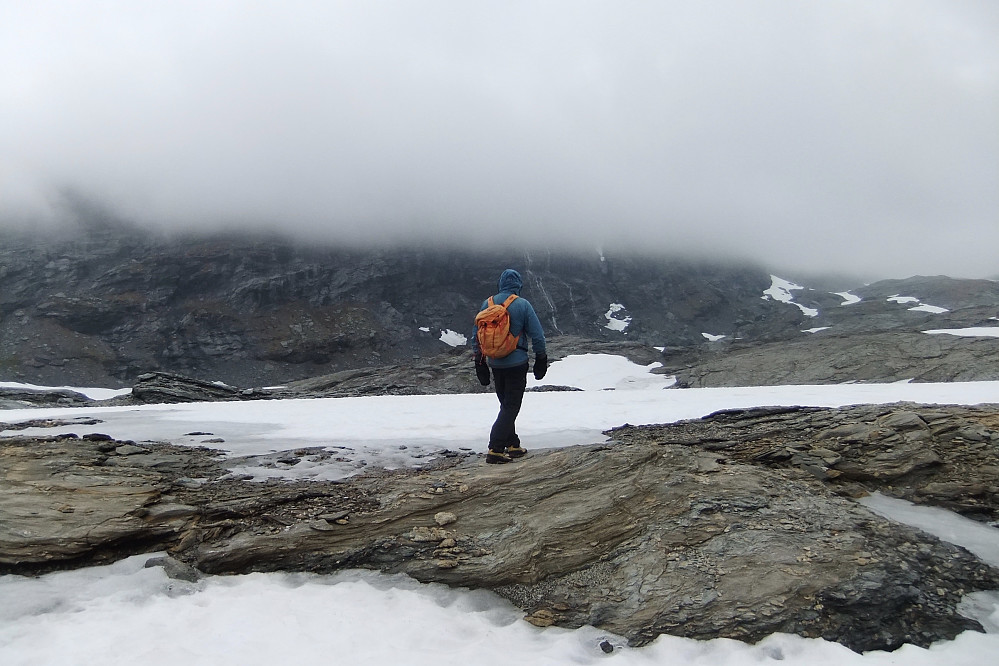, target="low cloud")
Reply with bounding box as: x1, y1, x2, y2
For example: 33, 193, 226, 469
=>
1, 1, 996, 278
